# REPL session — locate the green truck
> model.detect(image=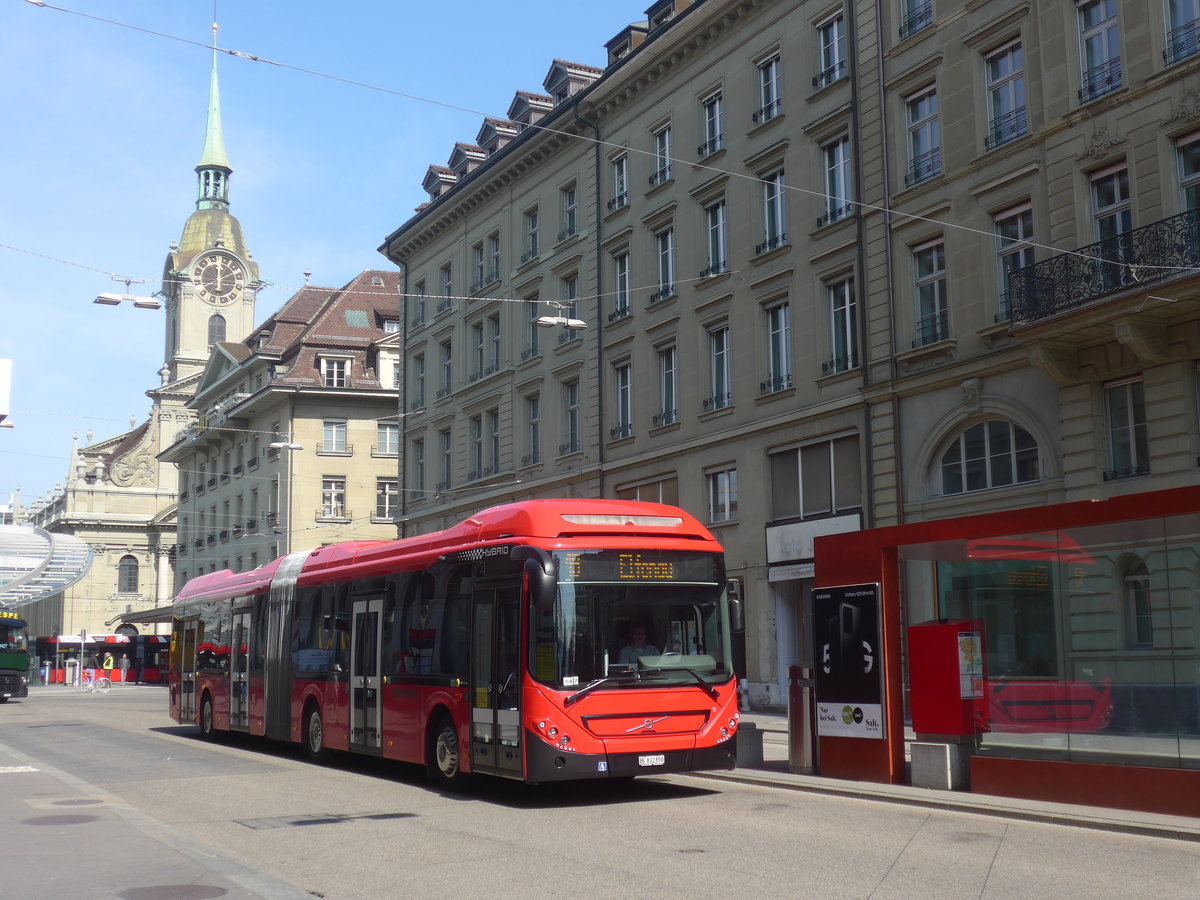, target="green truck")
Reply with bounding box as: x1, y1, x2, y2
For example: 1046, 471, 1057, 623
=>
0, 609, 30, 701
